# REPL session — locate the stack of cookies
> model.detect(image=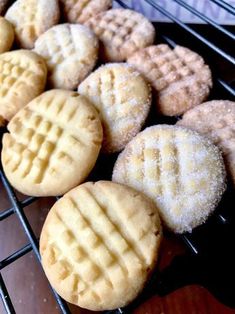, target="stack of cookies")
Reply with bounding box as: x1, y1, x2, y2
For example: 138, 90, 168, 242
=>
0, 0, 233, 311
